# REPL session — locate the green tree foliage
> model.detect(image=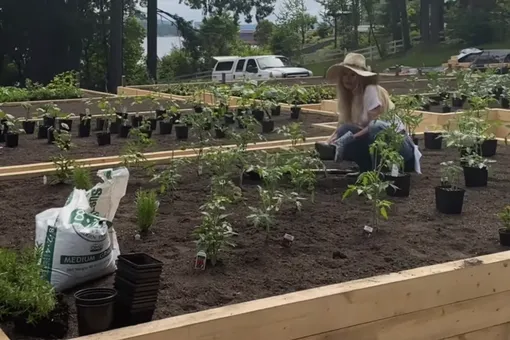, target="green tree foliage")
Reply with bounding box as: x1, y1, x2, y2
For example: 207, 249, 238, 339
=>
0, 0, 147, 89
270, 25, 301, 57
277, 0, 317, 45
445, 0, 510, 45
254, 20, 275, 46
178, 0, 276, 23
